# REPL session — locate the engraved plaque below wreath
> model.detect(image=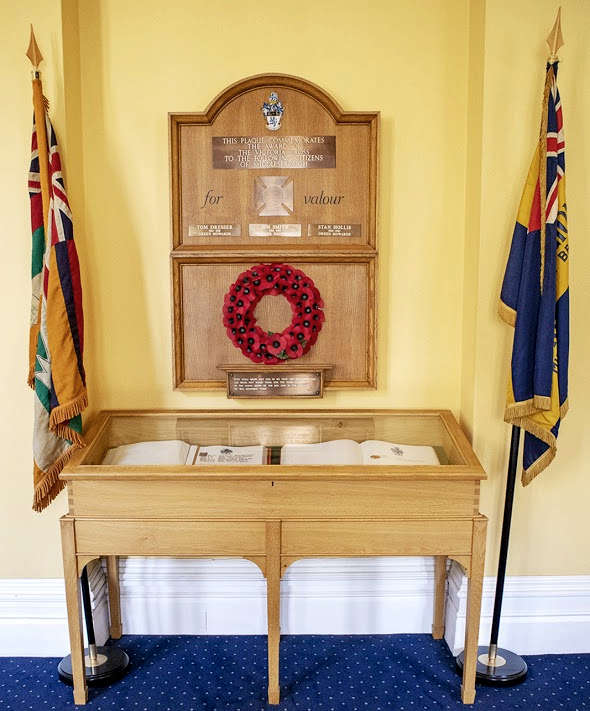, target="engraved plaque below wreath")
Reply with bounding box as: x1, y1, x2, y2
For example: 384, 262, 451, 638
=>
219, 364, 333, 399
